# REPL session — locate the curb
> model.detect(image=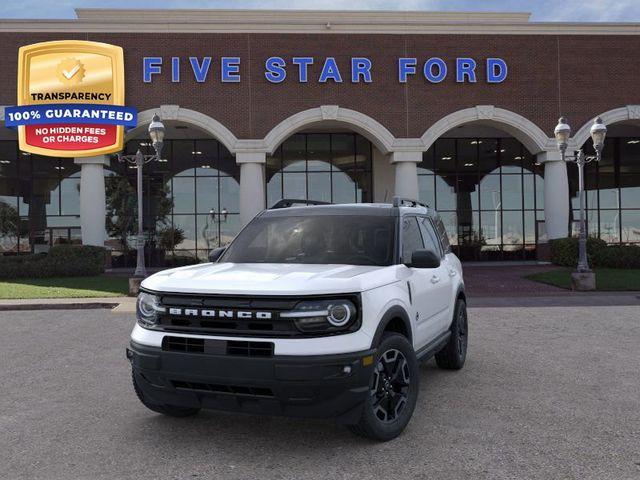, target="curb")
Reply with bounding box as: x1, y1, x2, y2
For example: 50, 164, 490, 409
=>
0, 302, 120, 311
